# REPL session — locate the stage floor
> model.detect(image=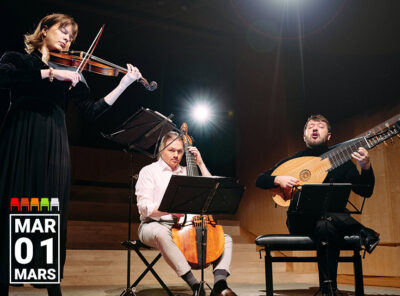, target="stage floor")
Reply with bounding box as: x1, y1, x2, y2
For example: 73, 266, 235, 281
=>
9, 283, 400, 295
8, 226, 400, 296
